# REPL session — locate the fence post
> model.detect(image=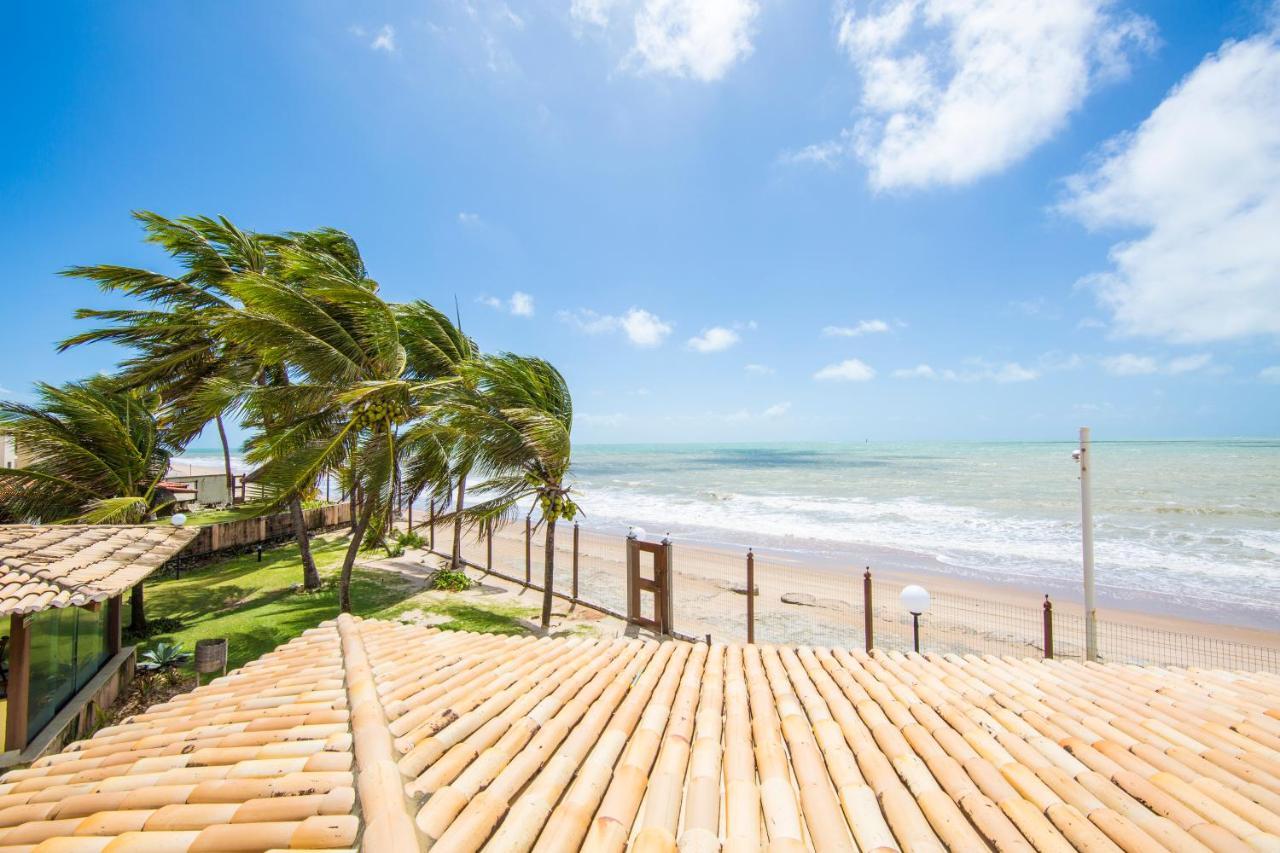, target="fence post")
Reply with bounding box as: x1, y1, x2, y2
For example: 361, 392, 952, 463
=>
572, 521, 580, 600
429, 501, 436, 551
863, 567, 874, 652
486, 520, 493, 572
525, 516, 532, 586
1043, 595, 1054, 660
746, 549, 755, 644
